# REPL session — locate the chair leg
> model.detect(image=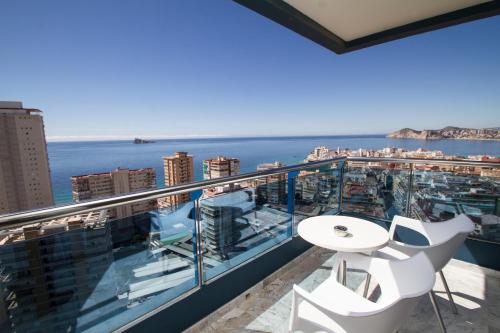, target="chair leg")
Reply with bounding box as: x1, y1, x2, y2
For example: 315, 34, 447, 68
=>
342, 260, 347, 286
363, 273, 371, 298
439, 271, 458, 315
336, 260, 341, 282
429, 291, 447, 333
